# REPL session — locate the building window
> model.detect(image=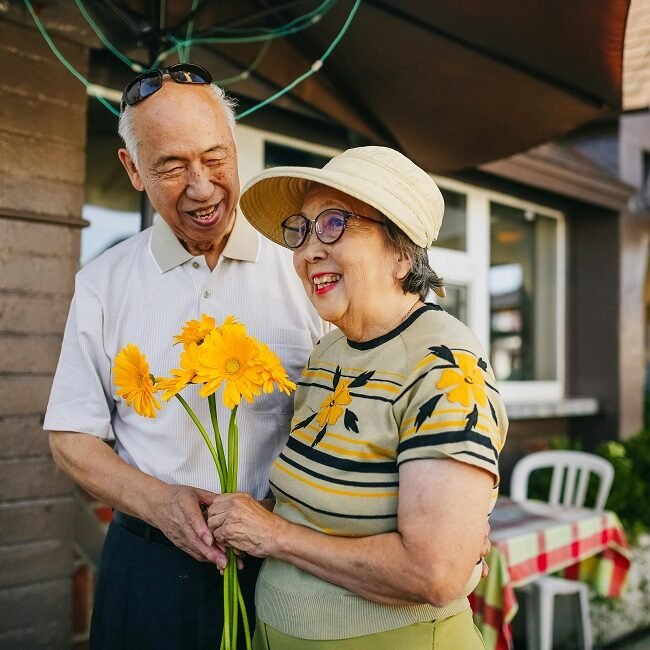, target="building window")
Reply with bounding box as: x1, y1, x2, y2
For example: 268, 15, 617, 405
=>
240, 126, 566, 402
441, 283, 469, 323
437, 188, 467, 251
82, 103, 139, 266
489, 202, 558, 381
